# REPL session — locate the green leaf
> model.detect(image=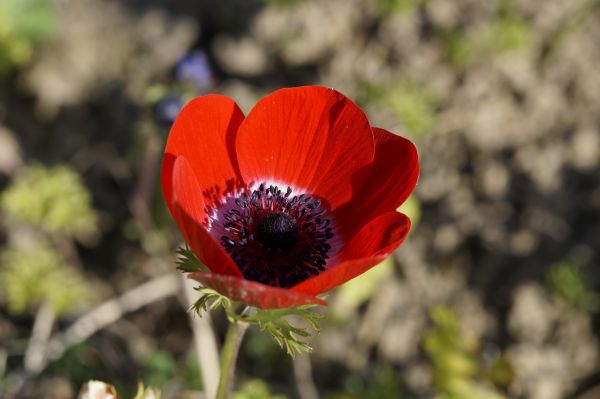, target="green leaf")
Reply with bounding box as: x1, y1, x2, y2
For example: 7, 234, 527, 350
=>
243, 304, 324, 357
176, 246, 209, 273
190, 287, 233, 316
188, 283, 324, 356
